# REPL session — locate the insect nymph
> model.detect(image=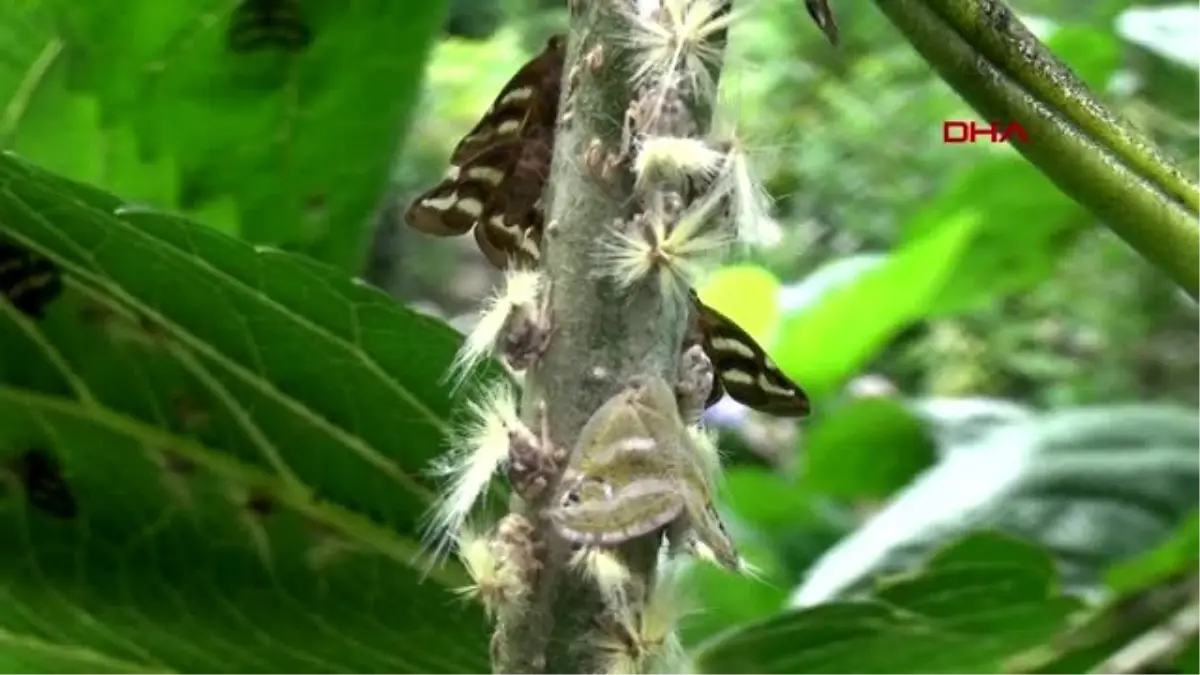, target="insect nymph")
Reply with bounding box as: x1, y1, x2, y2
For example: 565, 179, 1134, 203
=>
547, 376, 739, 570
